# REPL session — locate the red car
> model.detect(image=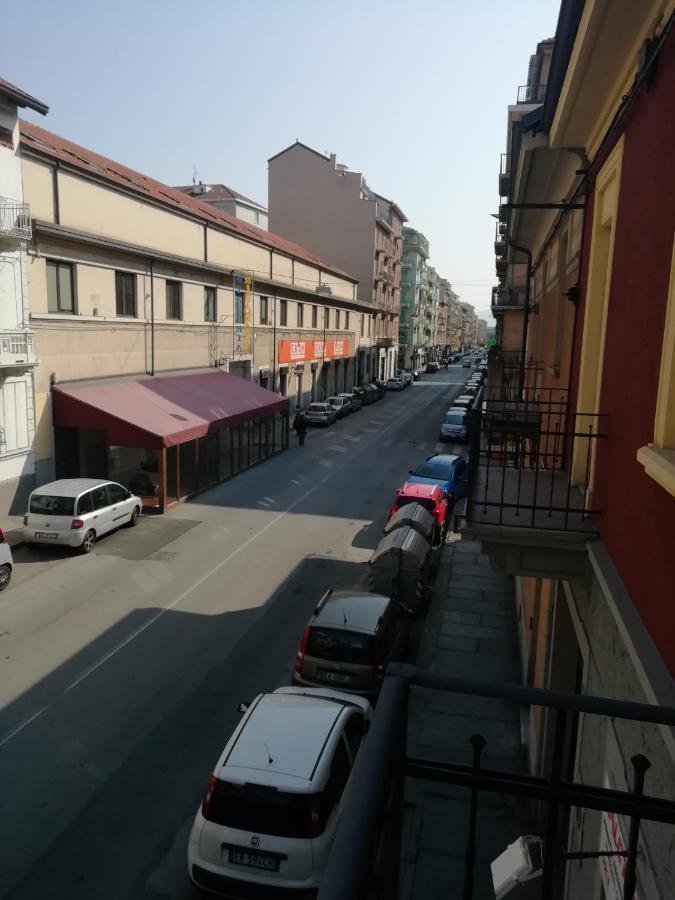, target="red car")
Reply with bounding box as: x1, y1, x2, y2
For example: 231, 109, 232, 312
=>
388, 481, 449, 530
